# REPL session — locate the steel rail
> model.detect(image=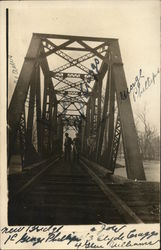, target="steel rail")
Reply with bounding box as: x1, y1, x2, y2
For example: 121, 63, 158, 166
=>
80, 159, 143, 224
10, 157, 61, 200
